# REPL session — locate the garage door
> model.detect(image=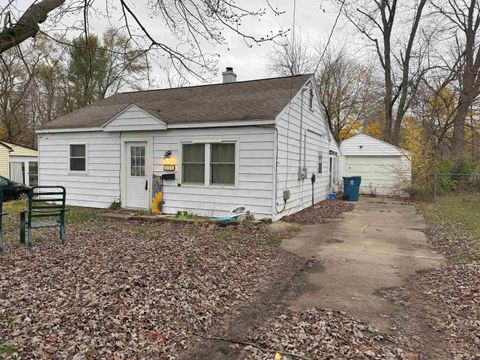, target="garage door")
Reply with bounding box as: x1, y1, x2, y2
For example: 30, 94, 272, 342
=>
344, 156, 403, 195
